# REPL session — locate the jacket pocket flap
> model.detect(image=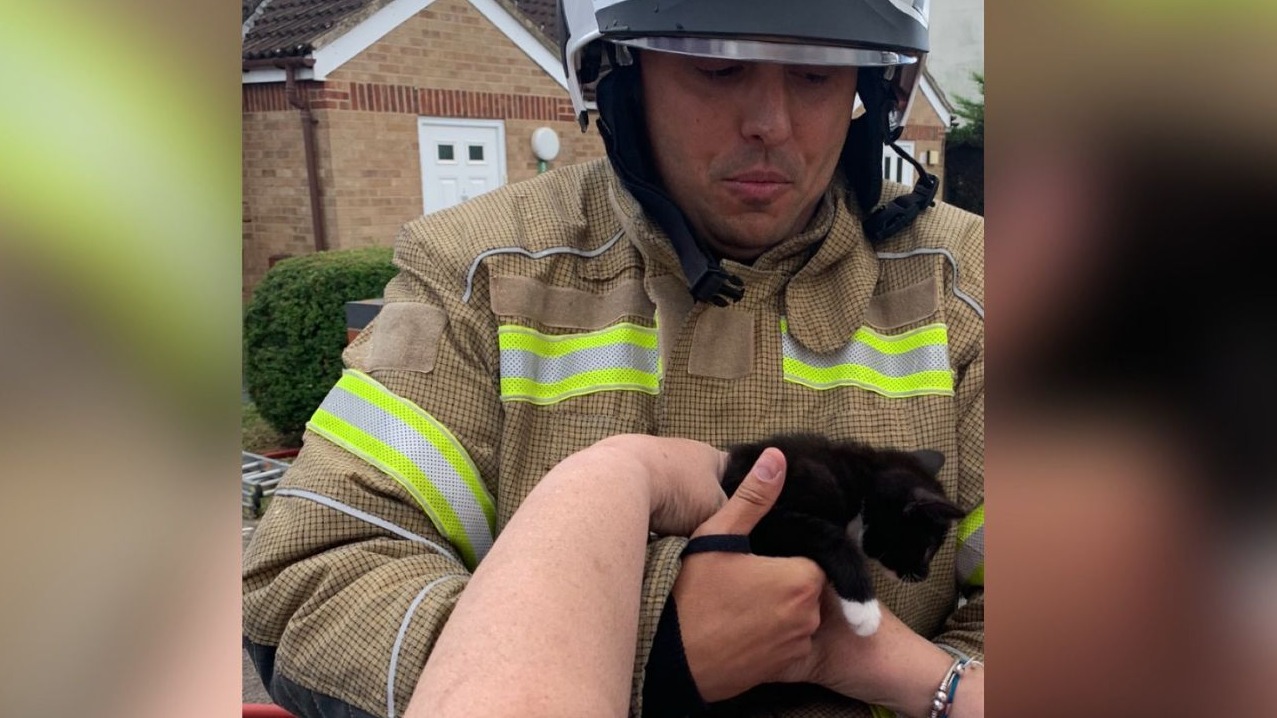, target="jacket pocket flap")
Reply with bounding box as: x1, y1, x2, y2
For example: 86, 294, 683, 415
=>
865, 276, 938, 330
490, 276, 654, 330
365, 302, 447, 375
